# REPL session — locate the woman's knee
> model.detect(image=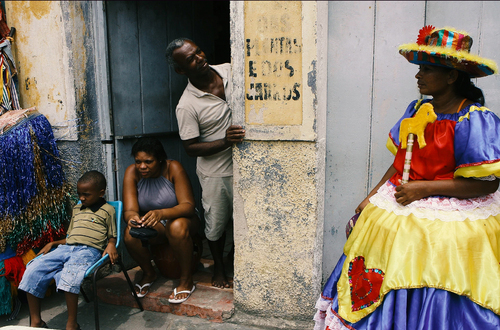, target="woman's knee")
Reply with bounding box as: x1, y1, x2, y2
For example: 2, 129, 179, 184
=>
166, 218, 190, 241
123, 227, 139, 247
